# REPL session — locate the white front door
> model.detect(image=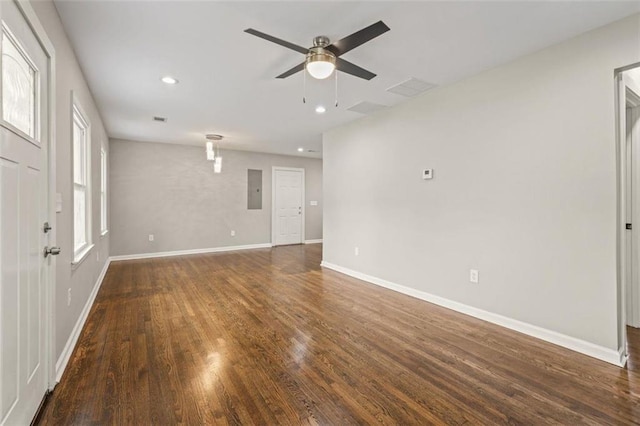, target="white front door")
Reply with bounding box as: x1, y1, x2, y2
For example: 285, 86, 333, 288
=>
0, 1, 51, 424
273, 168, 304, 246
